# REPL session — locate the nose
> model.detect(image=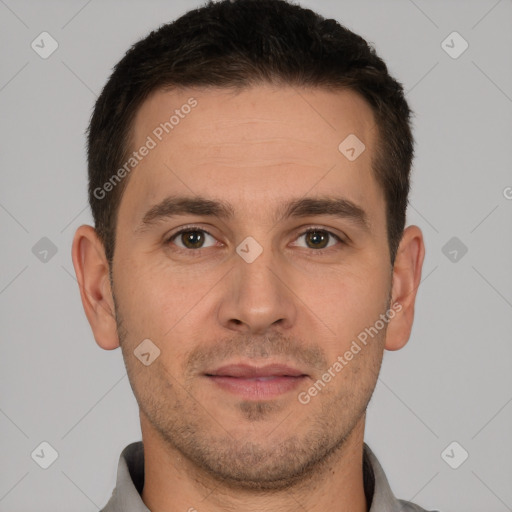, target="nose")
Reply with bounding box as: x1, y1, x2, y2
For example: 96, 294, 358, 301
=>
217, 241, 298, 334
